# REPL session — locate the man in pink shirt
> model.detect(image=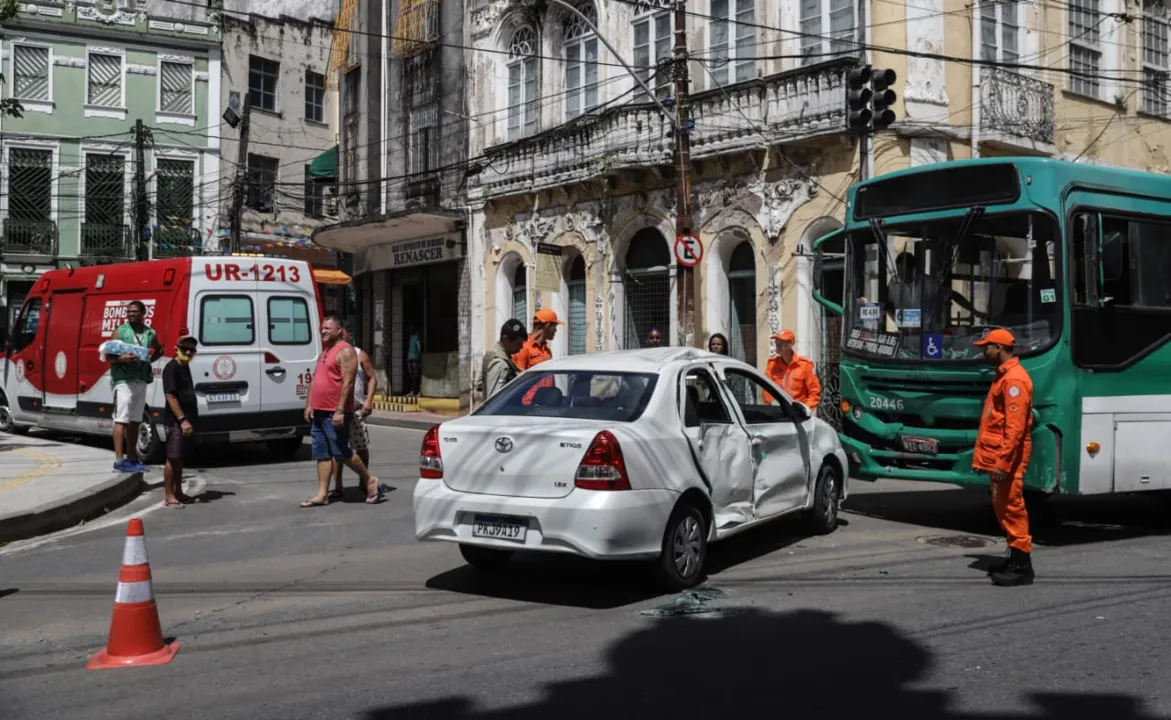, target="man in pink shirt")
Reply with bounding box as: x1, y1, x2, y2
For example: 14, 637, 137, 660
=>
301, 316, 380, 507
